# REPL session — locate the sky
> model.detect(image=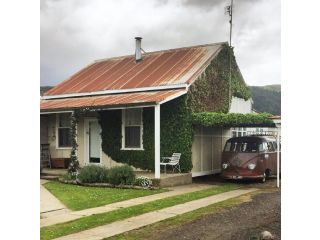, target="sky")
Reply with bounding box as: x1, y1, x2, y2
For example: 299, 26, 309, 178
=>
40, 0, 280, 87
